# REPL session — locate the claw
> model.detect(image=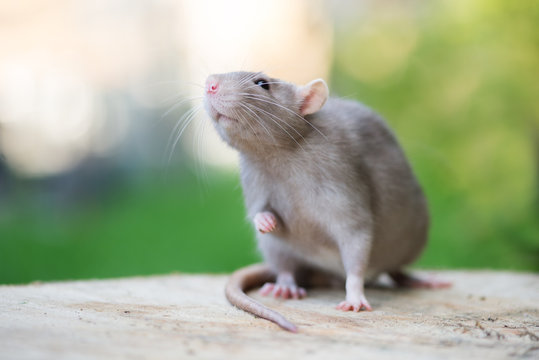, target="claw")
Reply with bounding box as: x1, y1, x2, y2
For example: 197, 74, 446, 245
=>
259, 282, 307, 300
336, 299, 372, 312
259, 283, 275, 296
